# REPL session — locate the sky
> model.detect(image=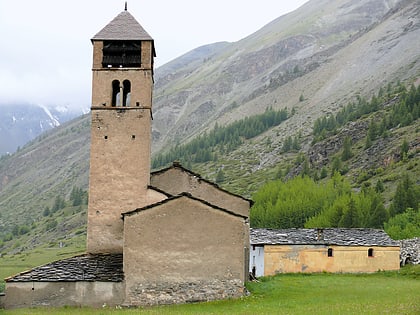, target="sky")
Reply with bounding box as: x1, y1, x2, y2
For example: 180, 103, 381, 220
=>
0, 0, 309, 109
